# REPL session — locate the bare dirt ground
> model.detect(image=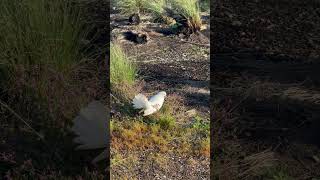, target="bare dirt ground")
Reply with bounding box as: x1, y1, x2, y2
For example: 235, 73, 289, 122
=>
212, 0, 320, 179
111, 9, 210, 179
